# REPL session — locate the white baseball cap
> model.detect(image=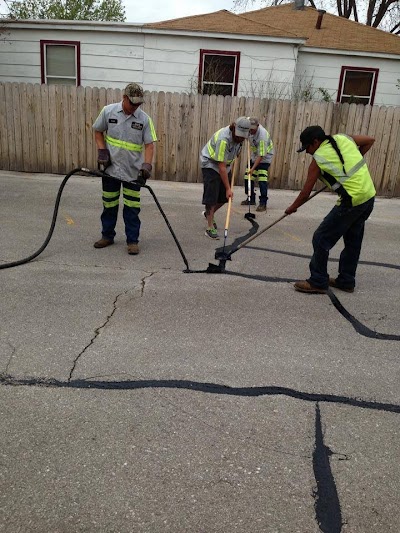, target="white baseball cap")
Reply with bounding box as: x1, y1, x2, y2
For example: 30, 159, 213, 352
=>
234, 116, 251, 138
